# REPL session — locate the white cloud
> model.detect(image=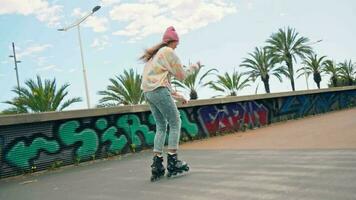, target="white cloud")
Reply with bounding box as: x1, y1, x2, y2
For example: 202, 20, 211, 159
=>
36, 64, 62, 72
36, 57, 47, 66
36, 65, 55, 71
25, 40, 35, 43
86, 17, 109, 32
101, 0, 121, 7
0, 0, 63, 27
68, 68, 78, 73
72, 8, 82, 17
72, 8, 109, 32
247, 1, 254, 10
110, 0, 237, 41
17, 44, 52, 59
16, 44, 58, 73
91, 35, 110, 50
